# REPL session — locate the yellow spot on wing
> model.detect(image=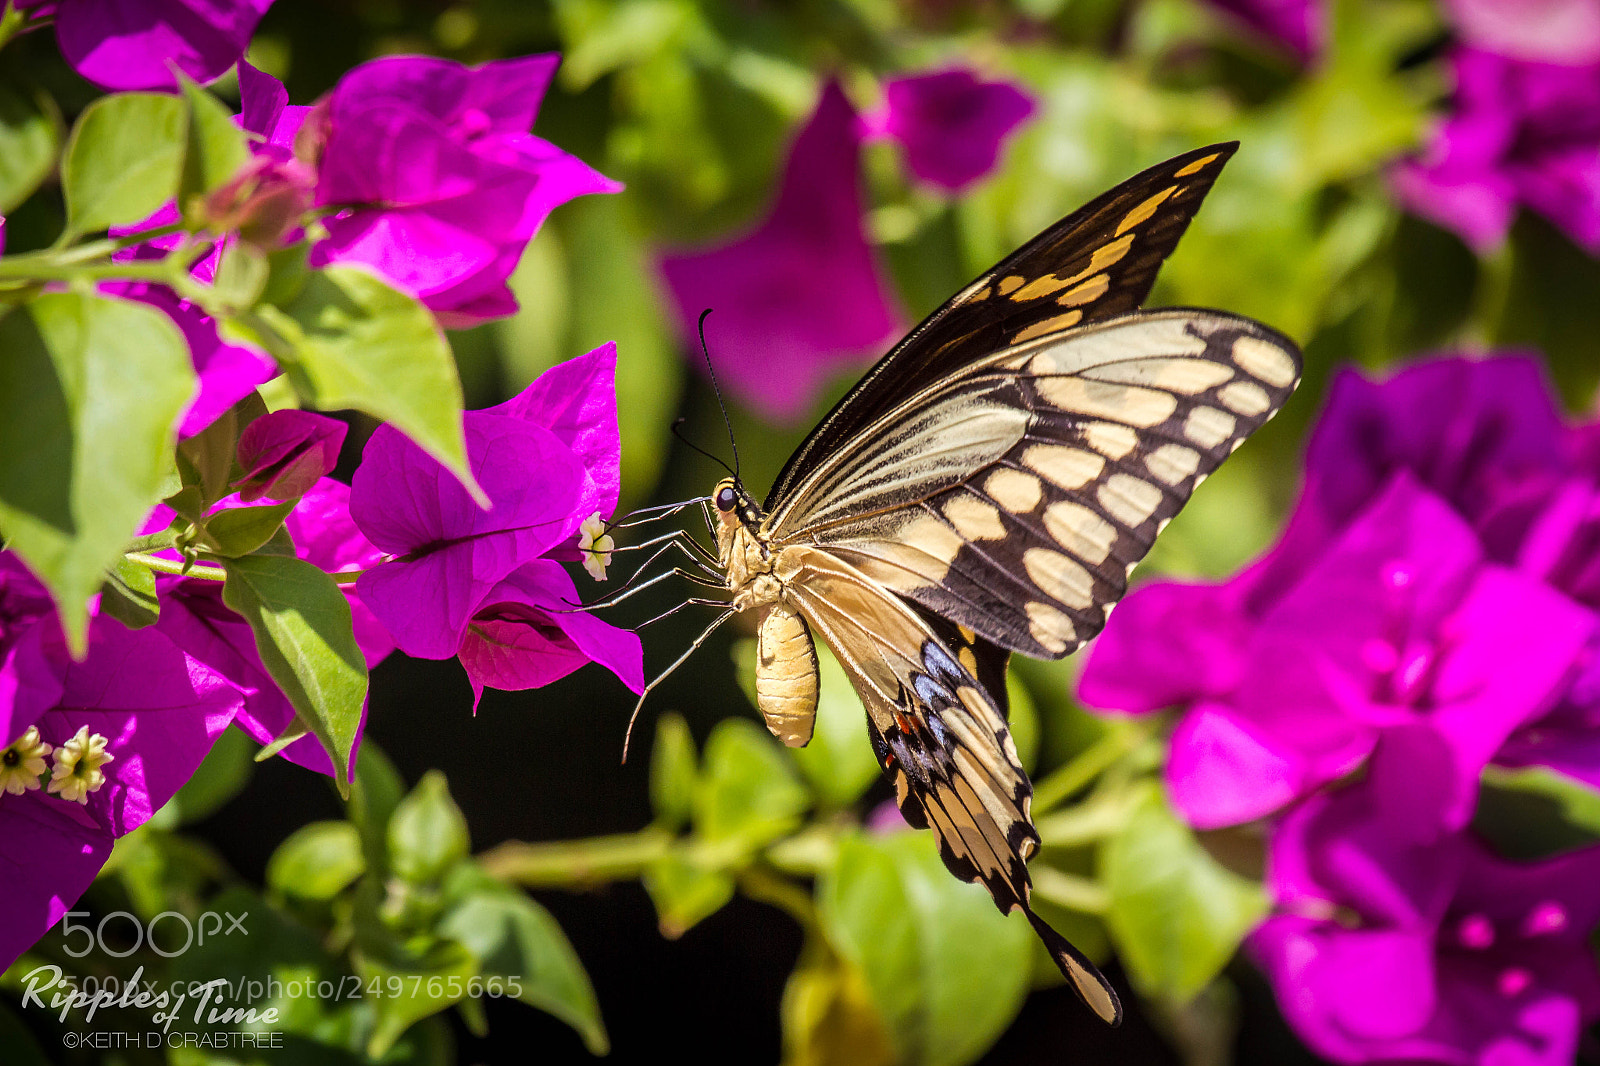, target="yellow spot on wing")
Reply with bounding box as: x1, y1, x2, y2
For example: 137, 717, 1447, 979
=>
1084, 422, 1139, 460
1035, 377, 1178, 427
1098, 474, 1164, 528
1026, 601, 1074, 655
1022, 444, 1104, 488
1231, 334, 1298, 387
1012, 310, 1083, 343
1115, 185, 1178, 236
944, 494, 1007, 541
1145, 443, 1202, 485
985, 468, 1044, 513
1184, 406, 1237, 449
1022, 548, 1096, 610
1042, 500, 1118, 565
998, 275, 1025, 295
1175, 153, 1220, 177
1057, 273, 1111, 307
1219, 379, 1271, 416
